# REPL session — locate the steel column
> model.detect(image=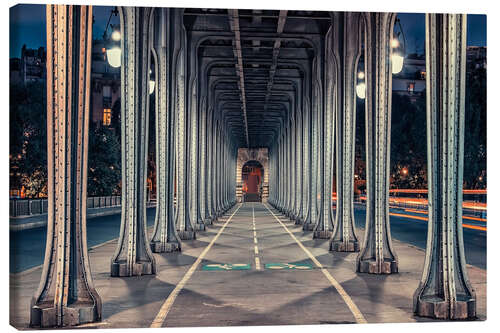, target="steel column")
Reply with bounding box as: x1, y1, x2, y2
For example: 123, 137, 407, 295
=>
413, 13, 475, 319
330, 12, 361, 252
314, 26, 335, 238
356, 12, 398, 273
150, 8, 182, 253
304, 53, 322, 231
111, 7, 156, 276
31, 5, 101, 327
174, 9, 196, 240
